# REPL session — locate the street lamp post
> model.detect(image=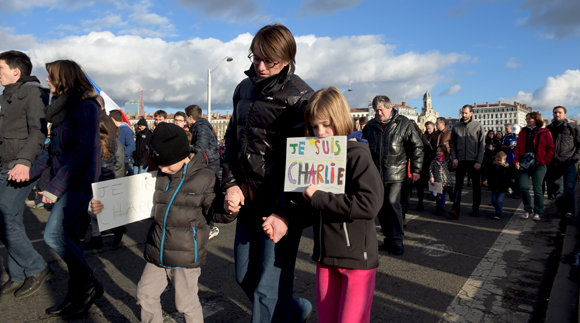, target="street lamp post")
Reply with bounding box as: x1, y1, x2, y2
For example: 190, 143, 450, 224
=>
207, 56, 233, 122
